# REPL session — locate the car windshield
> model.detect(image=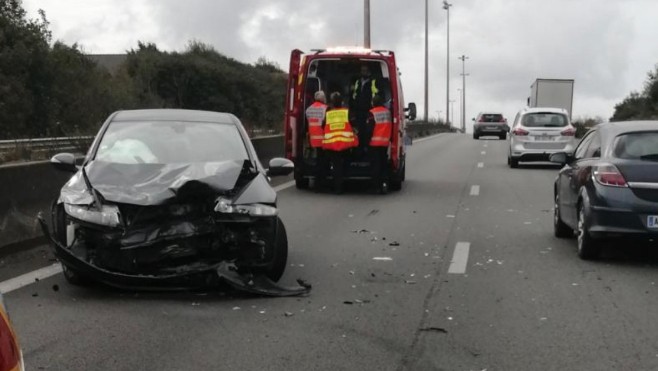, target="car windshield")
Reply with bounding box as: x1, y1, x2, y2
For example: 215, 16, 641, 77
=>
522, 113, 568, 127
613, 132, 658, 161
95, 121, 249, 164
480, 114, 503, 122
